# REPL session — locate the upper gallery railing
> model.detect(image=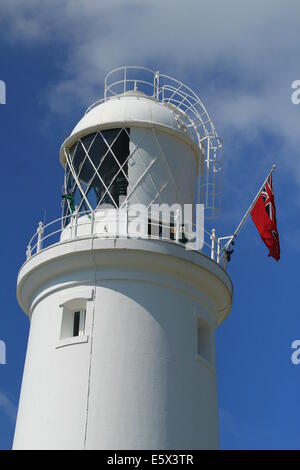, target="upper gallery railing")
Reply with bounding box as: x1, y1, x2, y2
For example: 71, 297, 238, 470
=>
24, 207, 230, 270
84, 66, 222, 220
